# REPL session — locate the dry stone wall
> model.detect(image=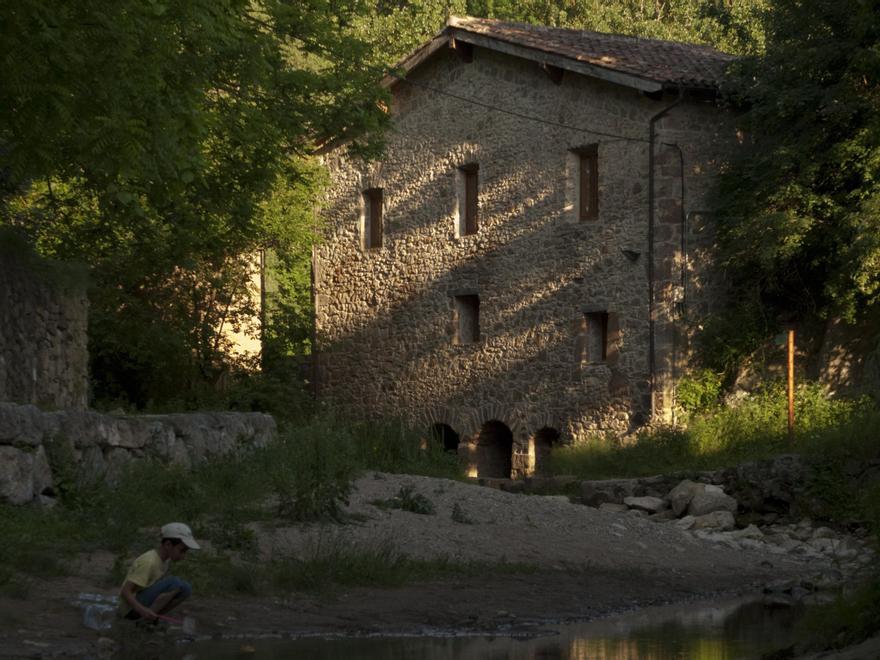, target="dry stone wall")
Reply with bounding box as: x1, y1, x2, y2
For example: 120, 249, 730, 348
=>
315, 45, 733, 474
0, 402, 276, 505
0, 238, 89, 409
